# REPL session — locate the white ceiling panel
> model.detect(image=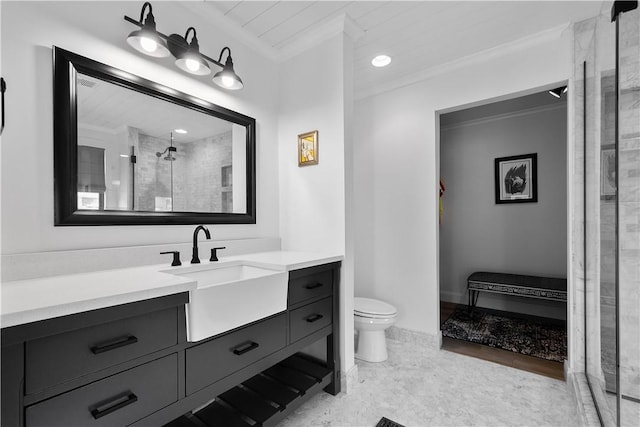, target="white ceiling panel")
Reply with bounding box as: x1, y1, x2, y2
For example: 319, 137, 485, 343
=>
245, 2, 315, 38
226, 1, 278, 27
353, 1, 422, 31
205, 1, 605, 96
259, 1, 351, 48
214, 1, 242, 15
343, 2, 387, 21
